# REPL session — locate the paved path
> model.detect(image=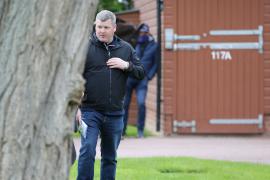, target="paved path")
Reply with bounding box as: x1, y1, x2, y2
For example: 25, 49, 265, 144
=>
73, 135, 270, 164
